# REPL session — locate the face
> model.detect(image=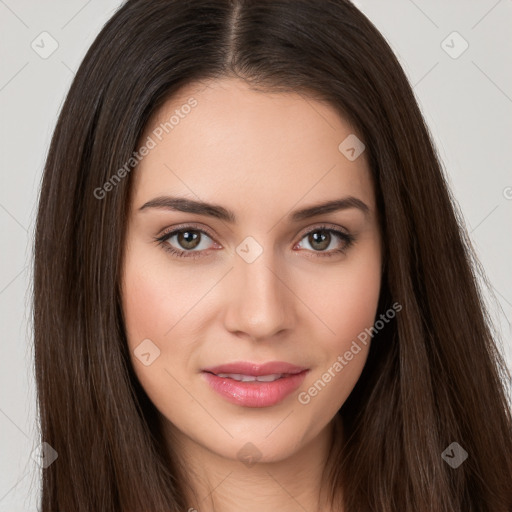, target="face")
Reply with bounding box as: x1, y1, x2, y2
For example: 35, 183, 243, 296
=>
121, 78, 382, 464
